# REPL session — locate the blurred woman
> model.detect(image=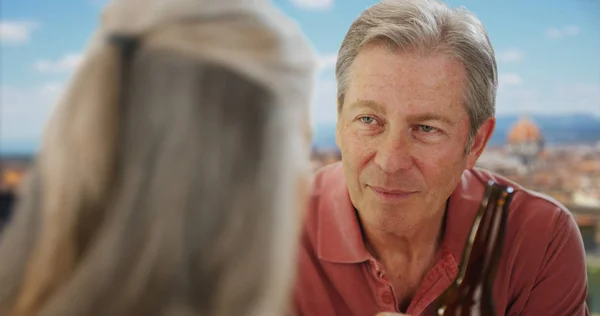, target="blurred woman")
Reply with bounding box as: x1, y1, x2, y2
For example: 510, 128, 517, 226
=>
0, 0, 317, 315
